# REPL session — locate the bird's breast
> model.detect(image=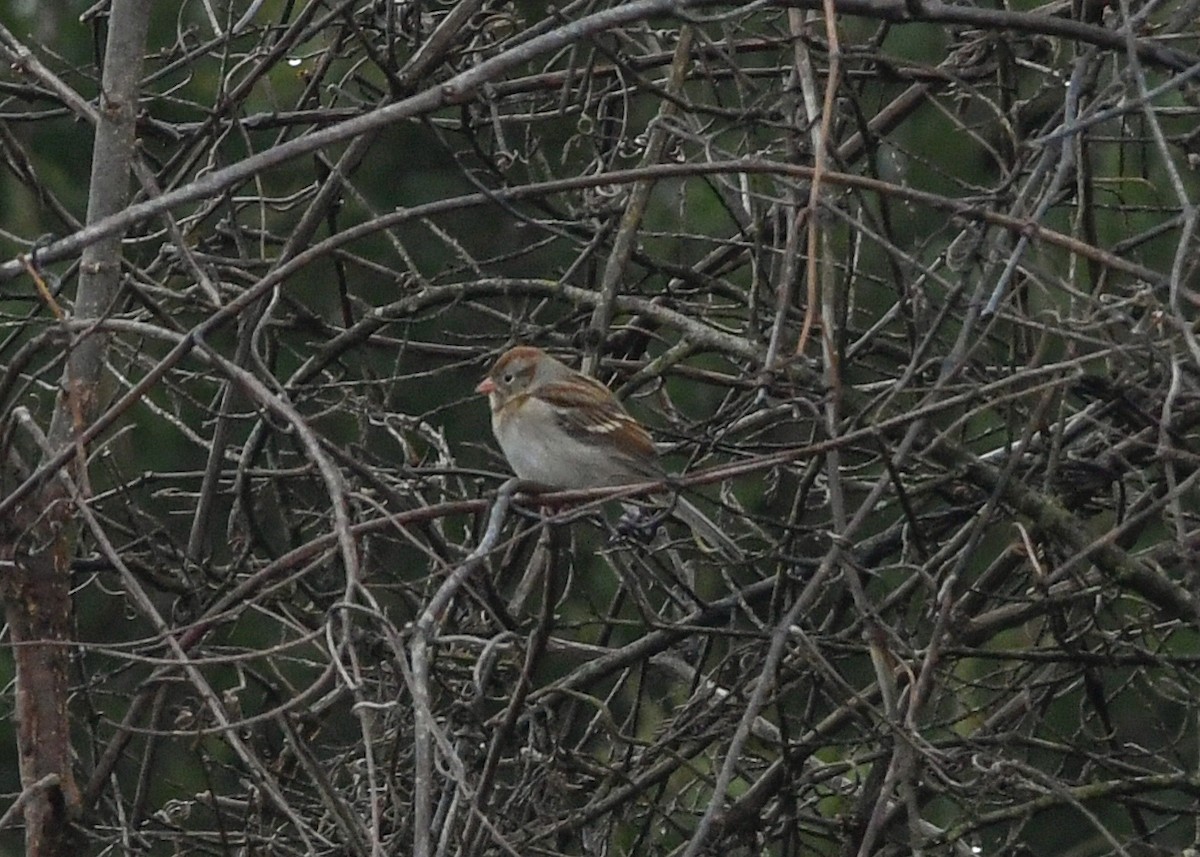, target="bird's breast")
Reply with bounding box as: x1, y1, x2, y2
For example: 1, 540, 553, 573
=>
493, 397, 644, 489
